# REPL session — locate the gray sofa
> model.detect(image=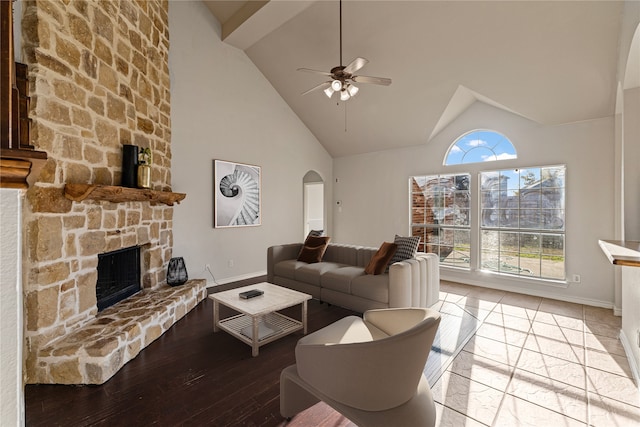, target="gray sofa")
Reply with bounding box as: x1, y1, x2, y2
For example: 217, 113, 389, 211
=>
267, 243, 439, 313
